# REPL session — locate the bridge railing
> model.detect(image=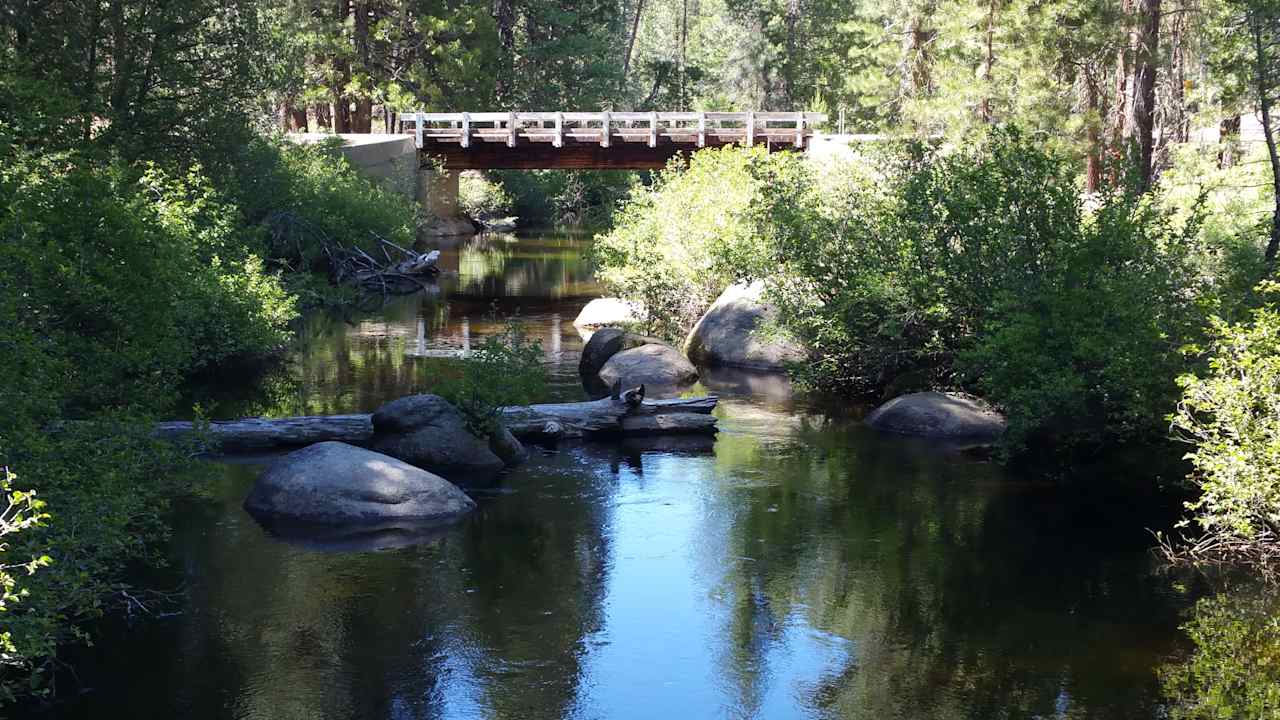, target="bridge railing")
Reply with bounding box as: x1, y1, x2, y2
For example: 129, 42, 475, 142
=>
397, 111, 827, 151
